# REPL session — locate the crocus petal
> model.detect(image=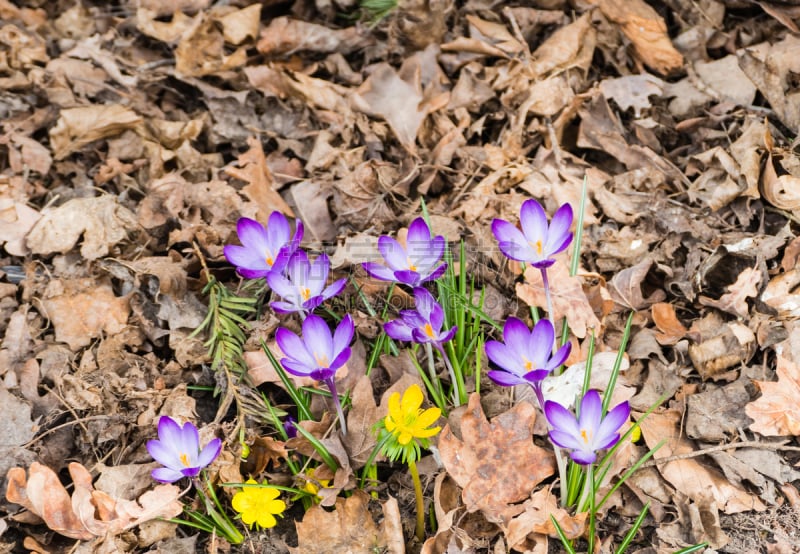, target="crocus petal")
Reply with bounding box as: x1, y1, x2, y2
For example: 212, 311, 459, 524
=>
146, 439, 181, 469
286, 250, 310, 285
321, 278, 346, 301
266, 273, 297, 300
302, 315, 334, 361
265, 211, 290, 248
519, 199, 548, 246
309, 368, 336, 381
385, 320, 414, 342
406, 217, 432, 244
362, 262, 397, 282
310, 253, 331, 294
224, 245, 270, 276
528, 319, 555, 367
423, 263, 447, 282
275, 328, 315, 368
329, 346, 351, 371
196, 438, 222, 468
180, 466, 202, 478
548, 429, 587, 451
595, 401, 631, 450
411, 328, 433, 344
176, 422, 200, 461
502, 318, 533, 352
545, 203, 573, 255
523, 369, 550, 385
237, 218, 270, 251
485, 341, 523, 375
569, 449, 597, 465
281, 358, 314, 377
151, 467, 185, 483
492, 219, 532, 262
487, 369, 527, 387
547, 342, 572, 372
270, 300, 302, 314
394, 269, 421, 286
332, 314, 354, 356
378, 236, 409, 271
411, 235, 444, 272
544, 400, 582, 438
413, 288, 436, 322
577, 390, 603, 433
439, 325, 457, 344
